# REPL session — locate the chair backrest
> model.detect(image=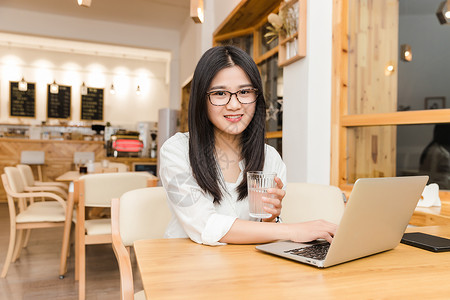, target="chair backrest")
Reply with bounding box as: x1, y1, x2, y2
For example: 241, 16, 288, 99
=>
92, 162, 129, 173
73, 151, 95, 164
4, 167, 26, 193
108, 162, 128, 172
20, 151, 45, 165
118, 187, 170, 247
80, 172, 152, 207
16, 164, 36, 187
281, 182, 346, 225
